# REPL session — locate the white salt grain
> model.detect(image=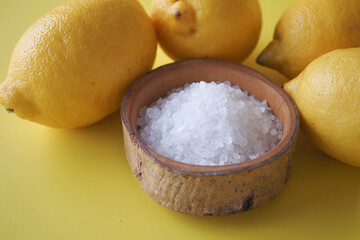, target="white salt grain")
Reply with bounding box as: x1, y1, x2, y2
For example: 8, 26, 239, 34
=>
137, 81, 282, 166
